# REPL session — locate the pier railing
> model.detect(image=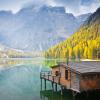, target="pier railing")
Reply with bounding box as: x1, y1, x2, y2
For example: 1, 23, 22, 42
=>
40, 71, 61, 84
40, 71, 51, 78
